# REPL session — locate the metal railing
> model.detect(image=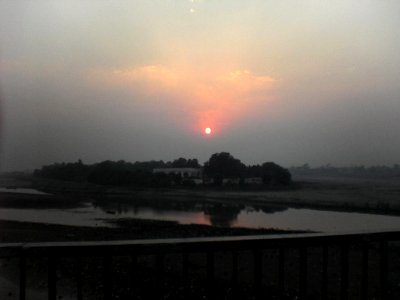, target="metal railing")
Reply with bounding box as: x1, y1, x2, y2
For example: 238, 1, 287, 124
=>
1, 230, 400, 300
